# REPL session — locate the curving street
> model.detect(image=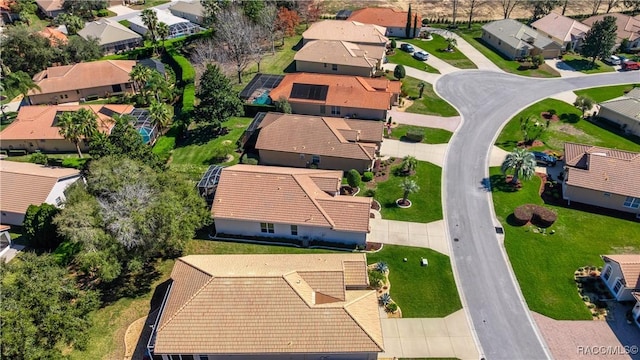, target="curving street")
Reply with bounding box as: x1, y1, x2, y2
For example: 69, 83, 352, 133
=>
436, 71, 640, 359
